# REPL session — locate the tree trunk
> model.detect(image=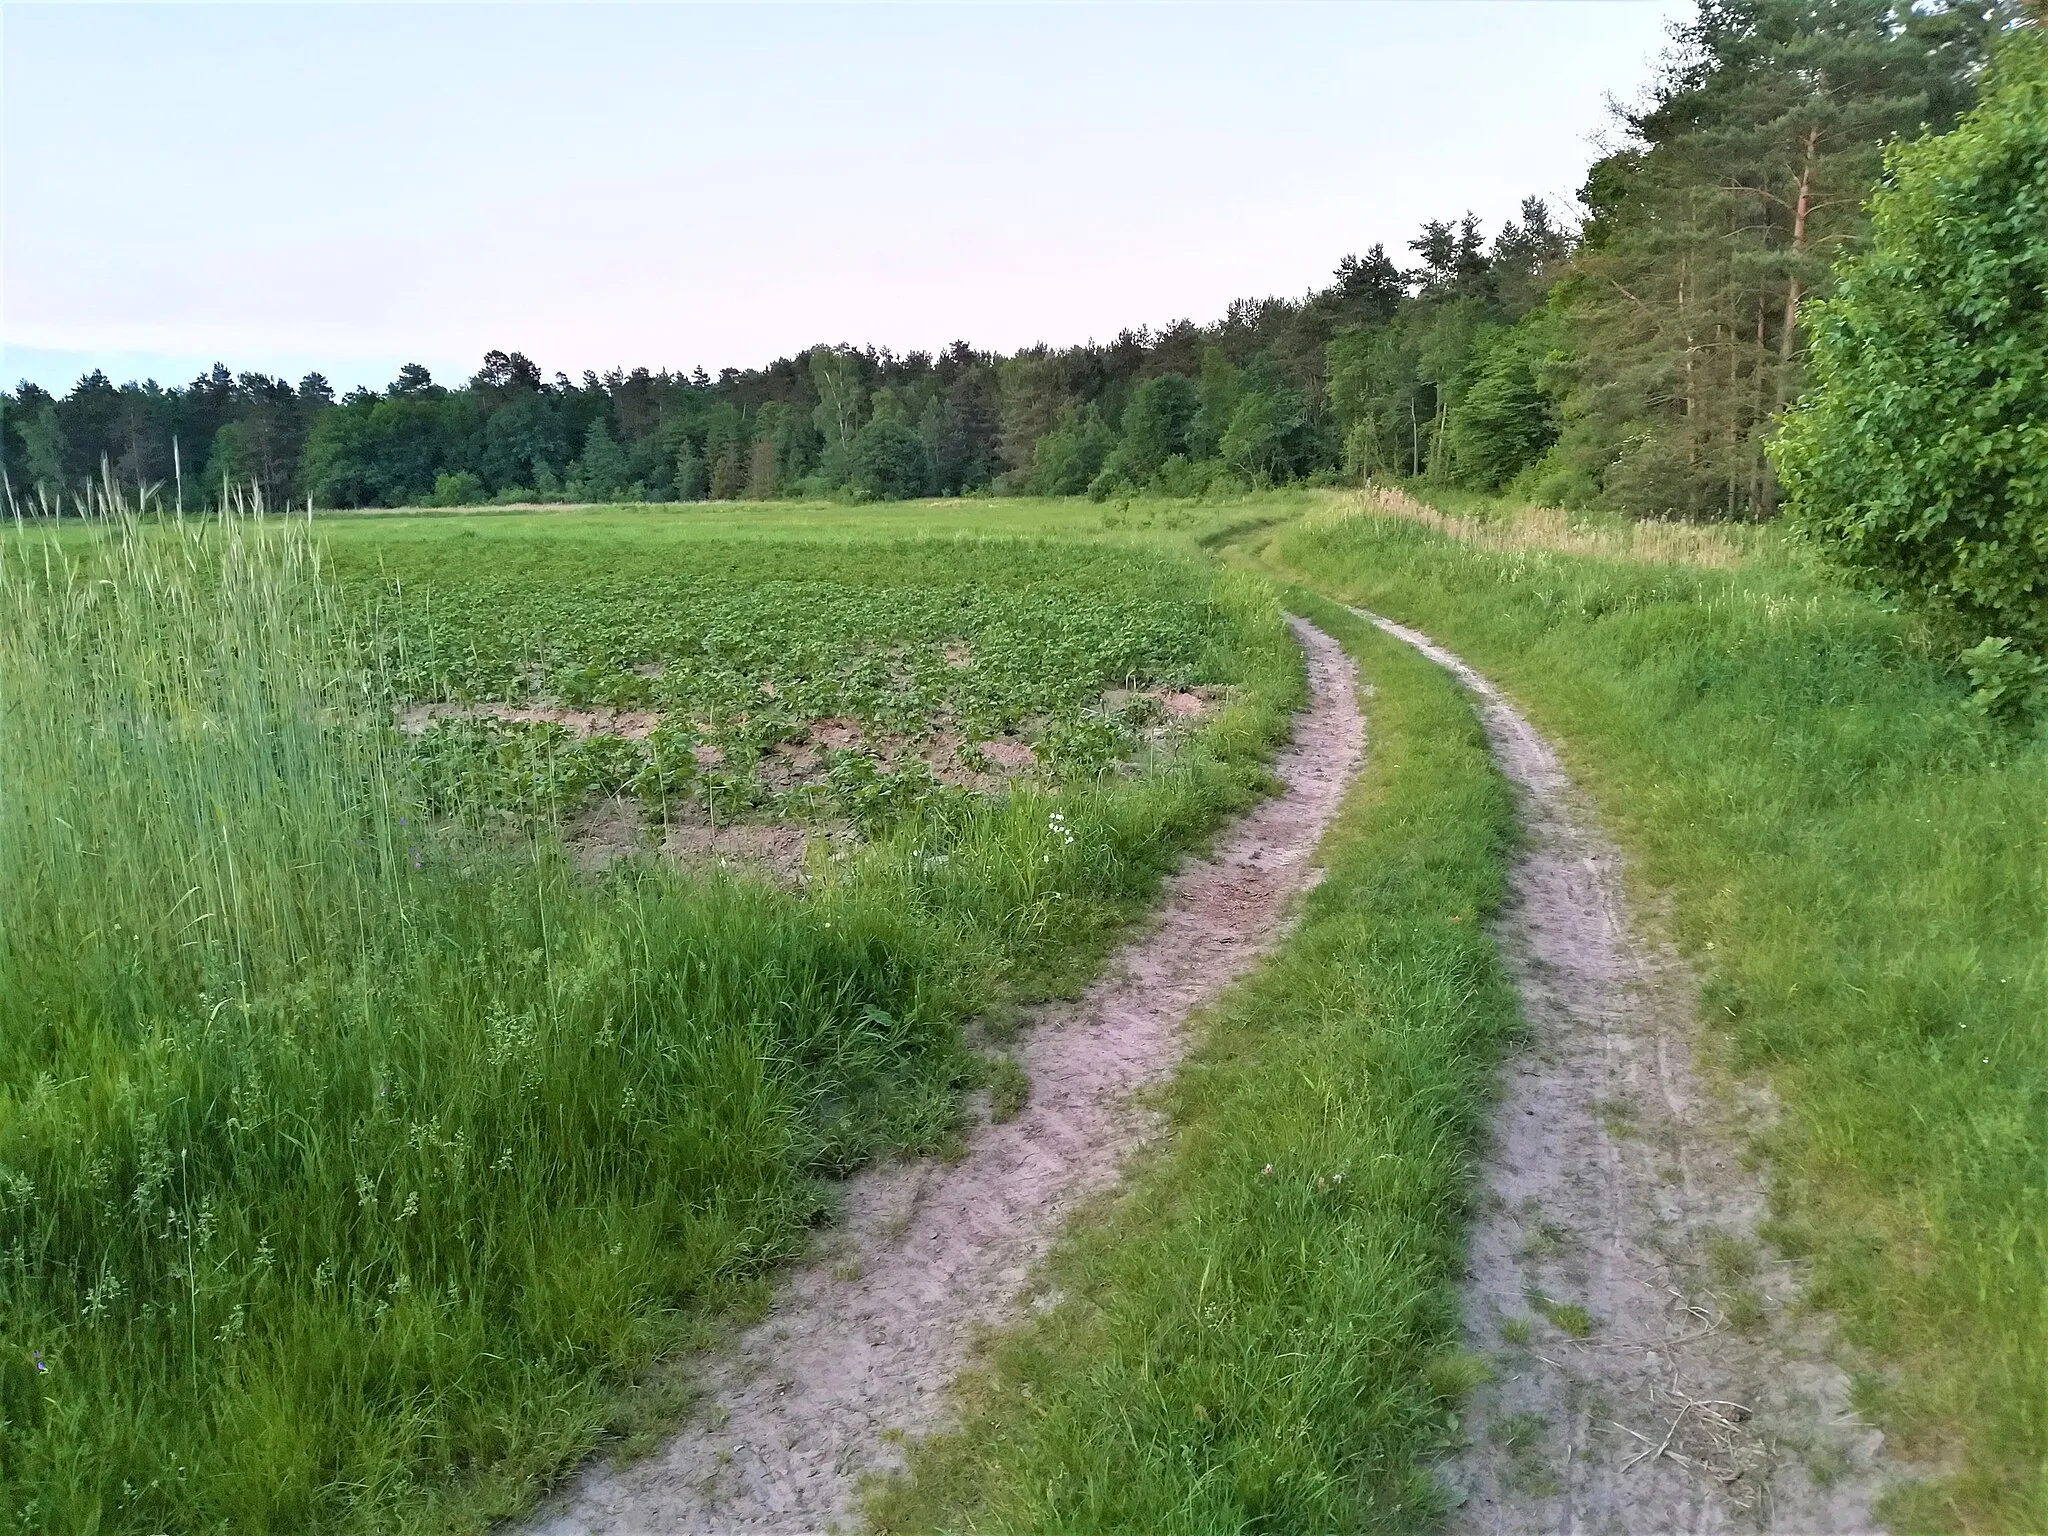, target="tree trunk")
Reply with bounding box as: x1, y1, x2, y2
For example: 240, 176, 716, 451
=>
1776, 126, 1819, 396
1749, 299, 1769, 517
